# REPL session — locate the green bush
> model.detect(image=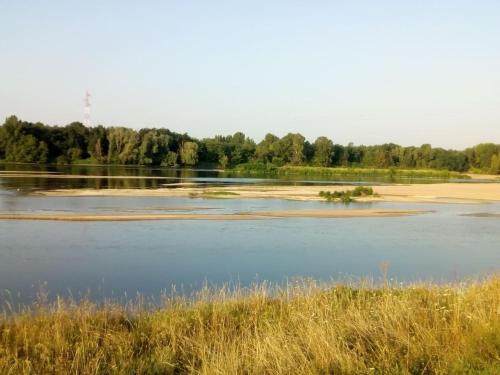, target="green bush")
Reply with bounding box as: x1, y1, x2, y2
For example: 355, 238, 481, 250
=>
320, 186, 375, 203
